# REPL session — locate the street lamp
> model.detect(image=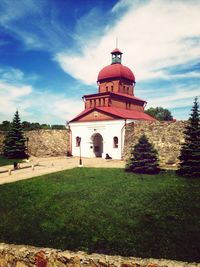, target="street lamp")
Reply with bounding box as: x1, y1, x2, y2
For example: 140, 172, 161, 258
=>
26, 137, 29, 159
77, 136, 82, 166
